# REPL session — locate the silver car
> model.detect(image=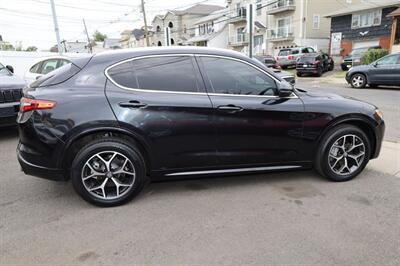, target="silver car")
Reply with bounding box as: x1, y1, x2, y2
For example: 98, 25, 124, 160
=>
277, 47, 316, 69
